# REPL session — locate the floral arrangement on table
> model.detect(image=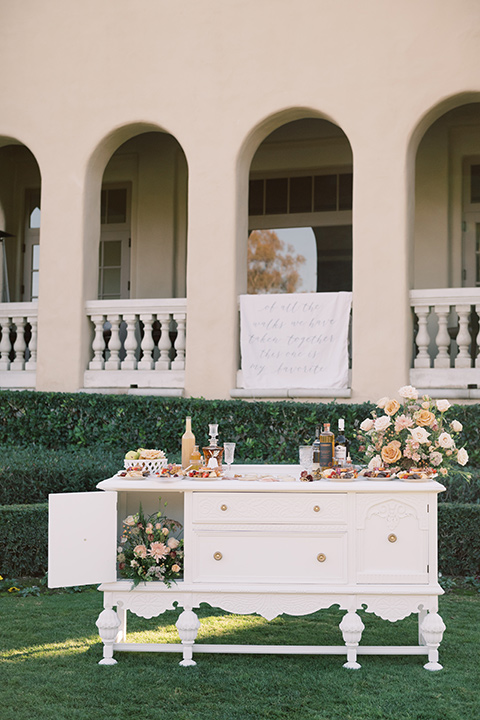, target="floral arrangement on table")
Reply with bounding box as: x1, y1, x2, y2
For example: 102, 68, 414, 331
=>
117, 503, 184, 587
357, 385, 469, 474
